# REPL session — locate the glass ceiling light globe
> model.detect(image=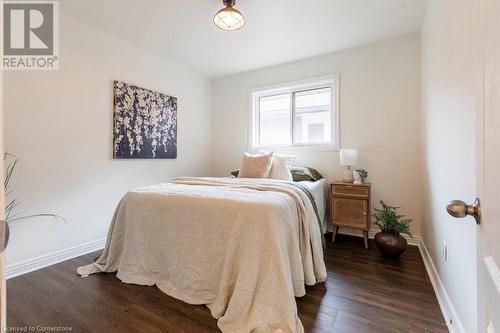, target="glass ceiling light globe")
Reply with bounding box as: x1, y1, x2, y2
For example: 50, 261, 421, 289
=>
213, 1, 245, 31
